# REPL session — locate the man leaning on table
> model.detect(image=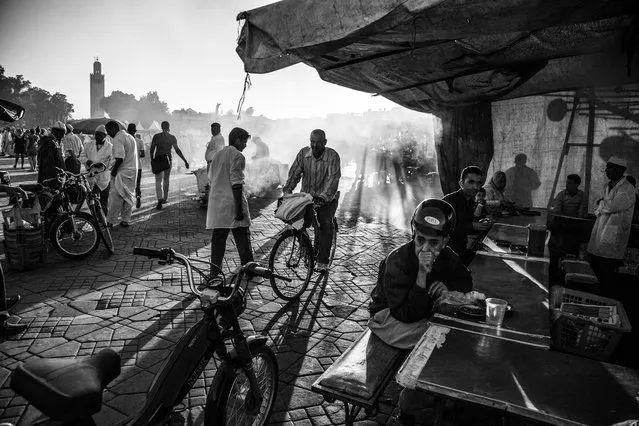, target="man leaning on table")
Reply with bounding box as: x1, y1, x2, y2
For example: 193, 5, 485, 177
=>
368, 199, 473, 425
587, 156, 636, 284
